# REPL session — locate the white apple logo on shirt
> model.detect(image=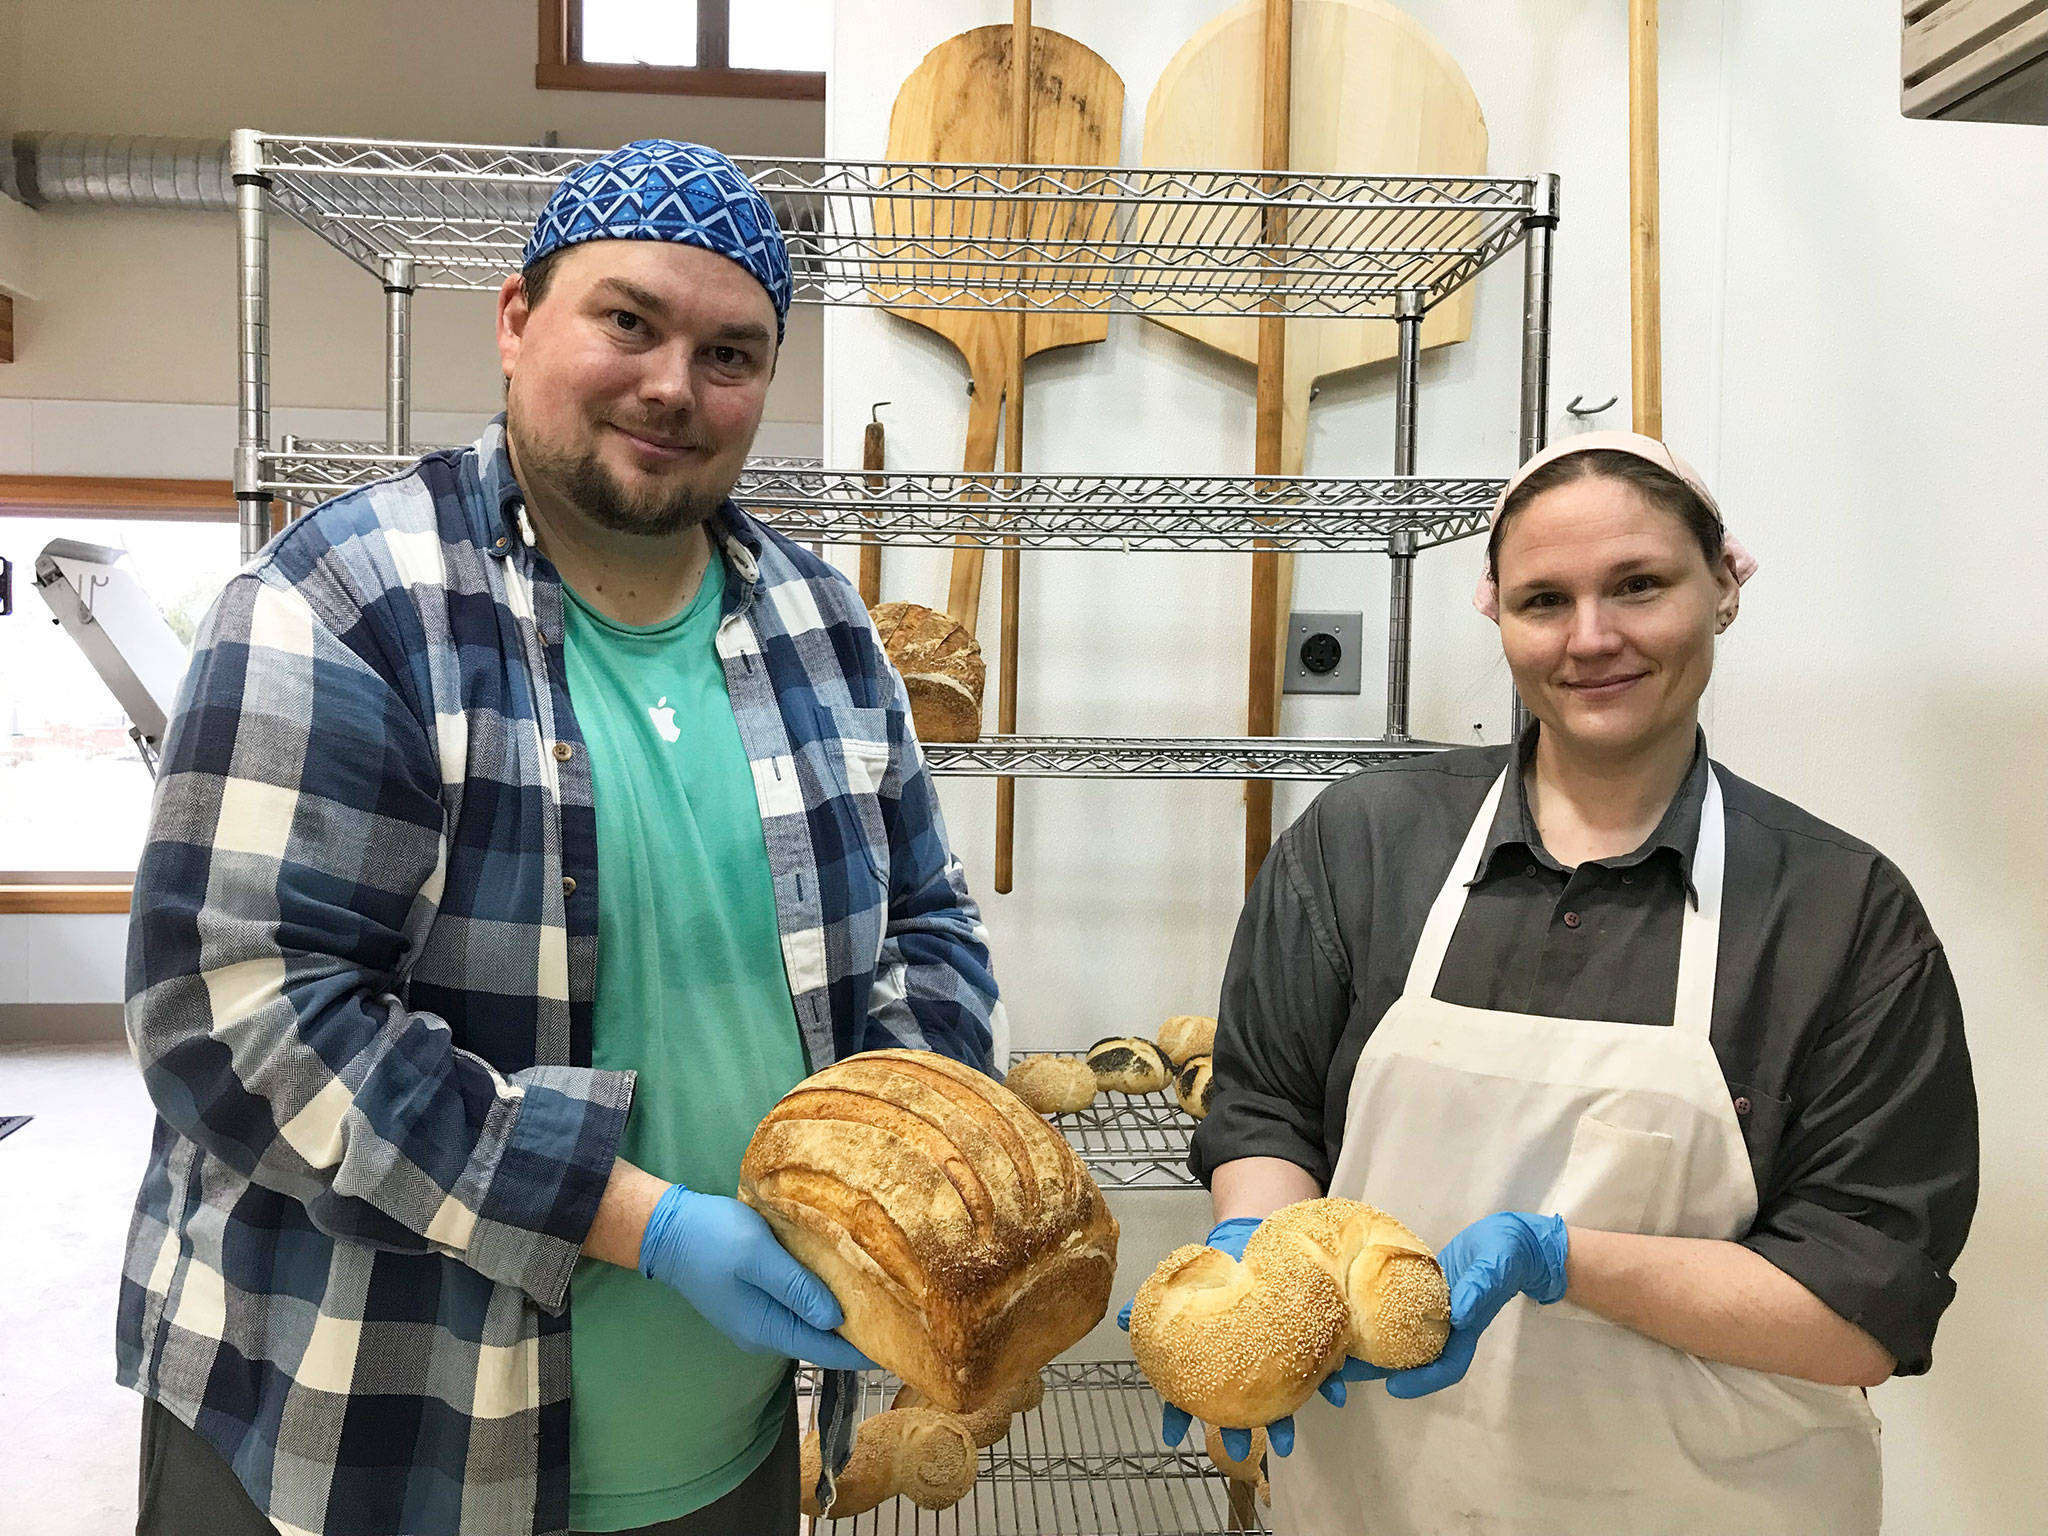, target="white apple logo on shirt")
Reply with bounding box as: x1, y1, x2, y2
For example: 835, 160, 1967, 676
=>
648, 697, 681, 743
